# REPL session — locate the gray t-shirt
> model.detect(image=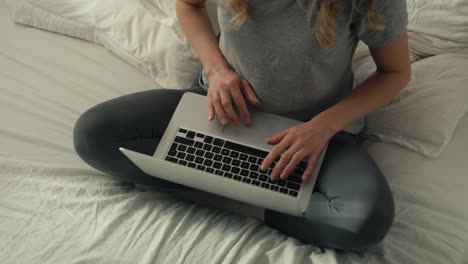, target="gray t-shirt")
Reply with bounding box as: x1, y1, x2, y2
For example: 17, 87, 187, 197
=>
200, 0, 408, 134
